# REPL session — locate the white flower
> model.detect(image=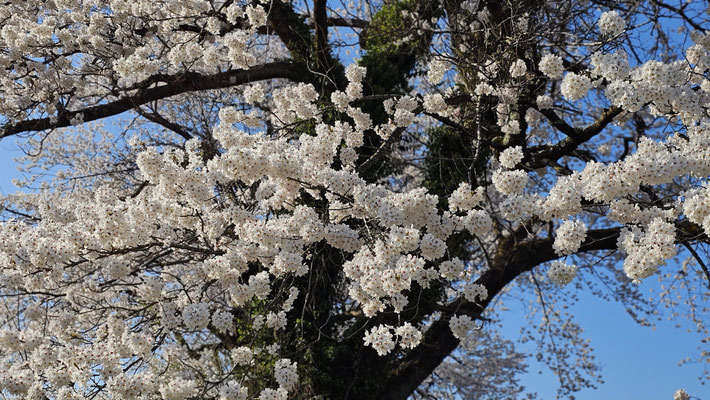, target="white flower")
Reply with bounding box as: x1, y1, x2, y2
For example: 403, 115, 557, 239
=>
463, 209, 493, 235
591, 51, 630, 80
274, 359, 298, 391
271, 251, 307, 277
160, 377, 199, 400
243, 84, 265, 103
331, 90, 350, 111
220, 382, 248, 400
231, 346, 254, 366
509, 59, 527, 78
419, 233, 446, 261
560, 72, 592, 101
462, 283, 488, 303
212, 309, 235, 334
259, 388, 288, 400
345, 64, 366, 100
553, 219, 588, 255
245, 5, 267, 28
395, 323, 422, 349
539, 54, 564, 79
619, 218, 676, 281
547, 260, 577, 286
388, 226, 420, 253
449, 183, 485, 212
427, 58, 450, 84
598, 10, 626, 37
266, 311, 287, 331
182, 302, 210, 331
492, 169, 528, 195
673, 389, 690, 400
363, 325, 395, 355
449, 315, 476, 339
423, 93, 447, 113
439, 258, 465, 280
536, 95, 554, 109
219, 106, 241, 124
499, 146, 524, 169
